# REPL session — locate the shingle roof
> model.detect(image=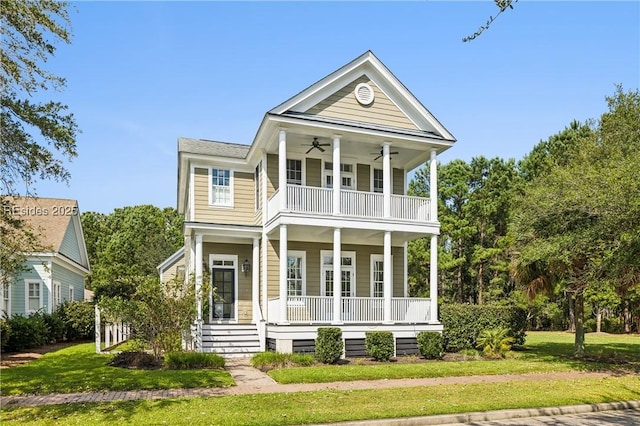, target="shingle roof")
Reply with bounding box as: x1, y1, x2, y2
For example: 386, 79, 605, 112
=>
178, 138, 250, 159
7, 197, 78, 251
